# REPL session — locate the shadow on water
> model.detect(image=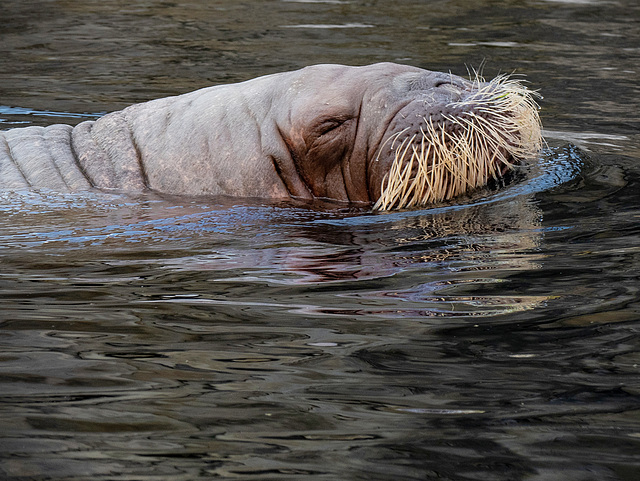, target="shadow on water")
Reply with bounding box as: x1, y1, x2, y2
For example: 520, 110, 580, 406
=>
1, 1, 640, 480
